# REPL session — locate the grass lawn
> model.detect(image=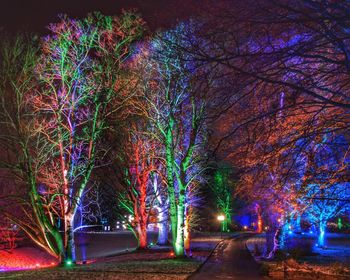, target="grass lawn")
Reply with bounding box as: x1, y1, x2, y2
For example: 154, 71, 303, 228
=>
0, 234, 221, 279
247, 233, 350, 279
